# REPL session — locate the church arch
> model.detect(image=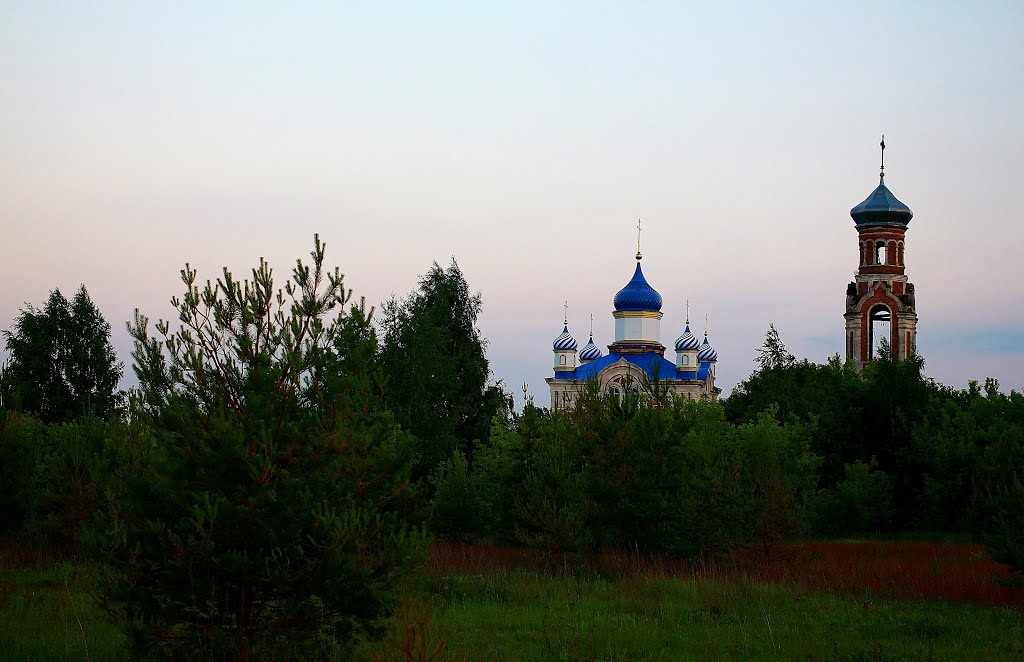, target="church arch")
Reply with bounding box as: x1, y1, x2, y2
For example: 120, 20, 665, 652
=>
869, 303, 892, 359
